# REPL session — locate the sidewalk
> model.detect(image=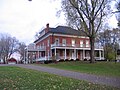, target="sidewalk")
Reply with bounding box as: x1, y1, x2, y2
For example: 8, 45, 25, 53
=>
2, 64, 120, 88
